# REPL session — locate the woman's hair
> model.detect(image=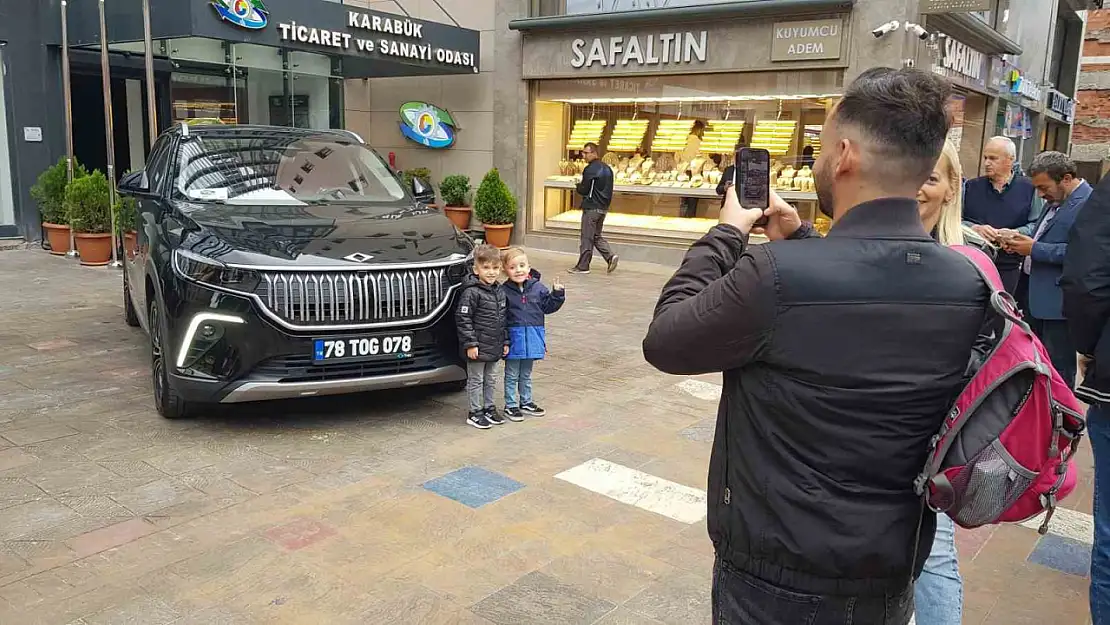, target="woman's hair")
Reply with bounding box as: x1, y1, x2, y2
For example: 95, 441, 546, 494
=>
501, 246, 527, 267
934, 141, 993, 250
